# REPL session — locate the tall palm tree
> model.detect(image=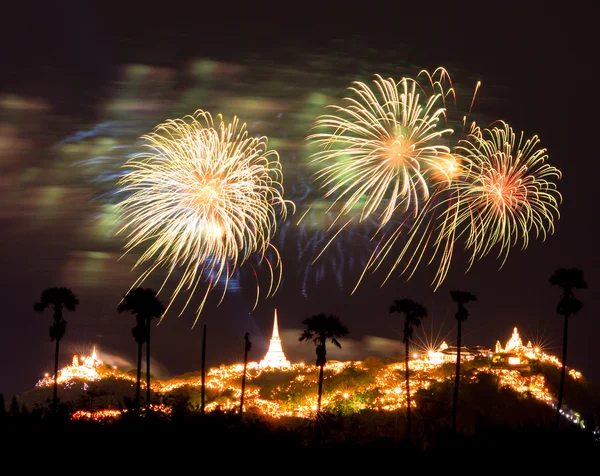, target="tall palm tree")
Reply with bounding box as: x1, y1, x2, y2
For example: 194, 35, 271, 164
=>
550, 268, 586, 428
117, 287, 165, 415
390, 298, 427, 442
34, 287, 79, 413
449, 290, 477, 435
130, 318, 146, 415
299, 314, 349, 413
